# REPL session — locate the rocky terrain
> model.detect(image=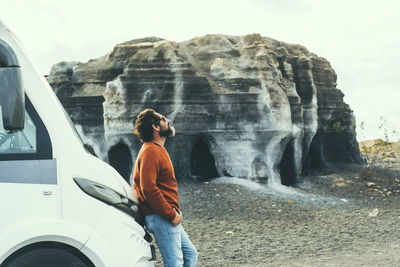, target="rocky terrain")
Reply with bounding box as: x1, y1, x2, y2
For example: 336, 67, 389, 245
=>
48, 34, 364, 188
163, 150, 400, 266
359, 139, 400, 169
